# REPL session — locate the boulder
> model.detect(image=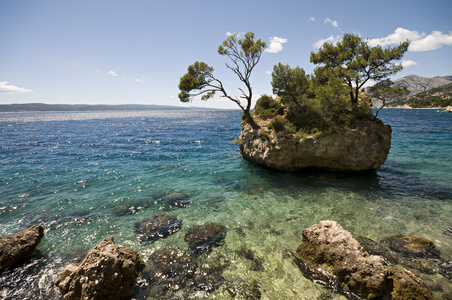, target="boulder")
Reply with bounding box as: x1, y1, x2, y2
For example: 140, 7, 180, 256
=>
55, 236, 145, 300
134, 214, 182, 243
294, 221, 436, 299
389, 268, 435, 300
381, 235, 440, 259
294, 220, 388, 299
144, 247, 227, 298
239, 119, 391, 172
184, 222, 227, 252
0, 224, 44, 274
